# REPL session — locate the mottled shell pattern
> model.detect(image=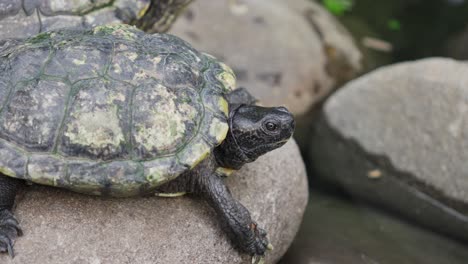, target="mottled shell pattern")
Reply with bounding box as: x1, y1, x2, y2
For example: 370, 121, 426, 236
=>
0, 24, 237, 197
0, 0, 152, 39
